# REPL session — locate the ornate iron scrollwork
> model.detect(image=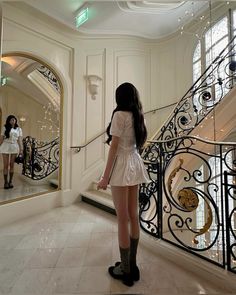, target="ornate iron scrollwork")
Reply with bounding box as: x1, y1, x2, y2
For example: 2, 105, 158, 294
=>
37, 65, 60, 93
224, 171, 236, 273
141, 133, 236, 270
22, 136, 59, 180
